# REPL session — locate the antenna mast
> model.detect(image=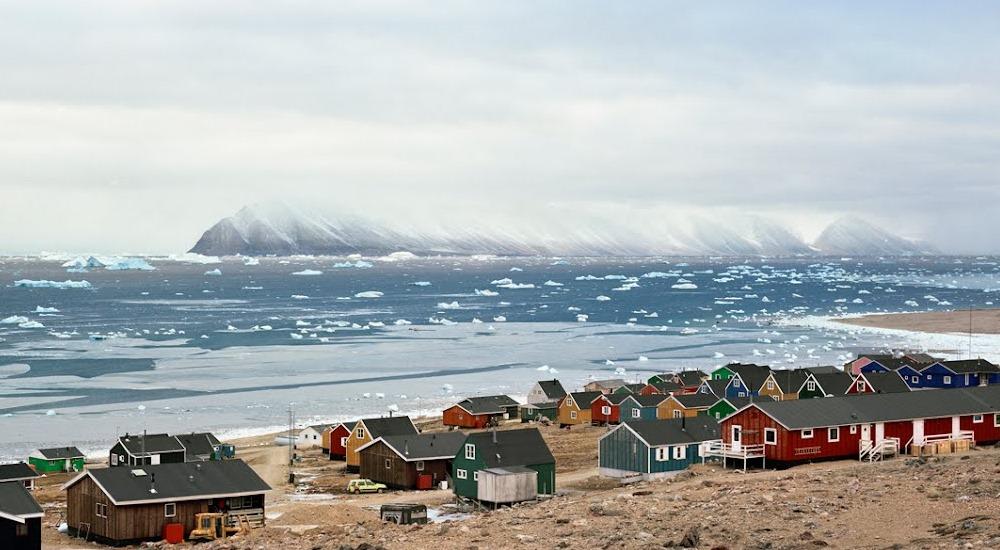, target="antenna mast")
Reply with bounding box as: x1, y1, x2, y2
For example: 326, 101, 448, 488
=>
287, 403, 295, 484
